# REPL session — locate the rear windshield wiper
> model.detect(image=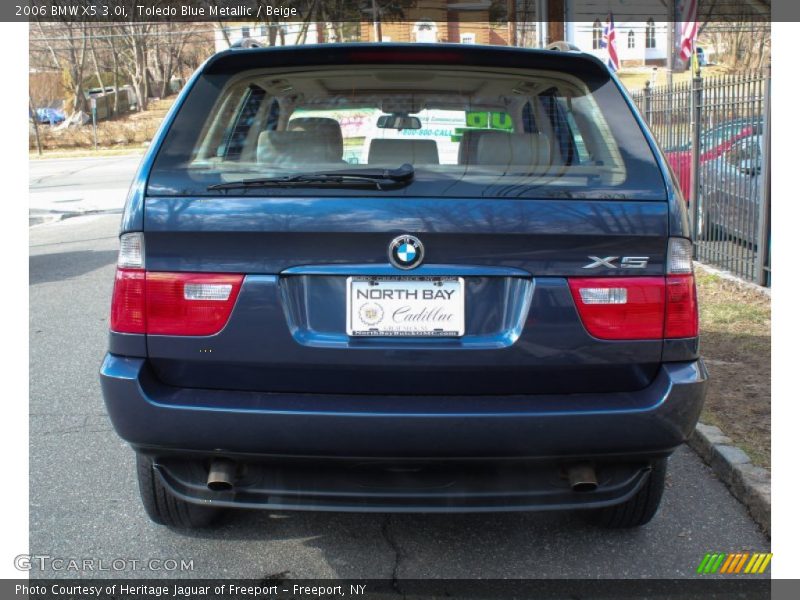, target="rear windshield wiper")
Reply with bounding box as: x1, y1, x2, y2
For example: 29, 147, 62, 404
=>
207, 164, 414, 191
